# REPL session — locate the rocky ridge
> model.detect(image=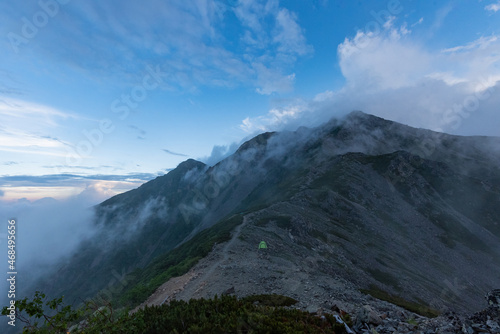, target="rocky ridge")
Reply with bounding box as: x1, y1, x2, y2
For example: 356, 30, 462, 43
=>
135, 213, 500, 333
29, 112, 500, 333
